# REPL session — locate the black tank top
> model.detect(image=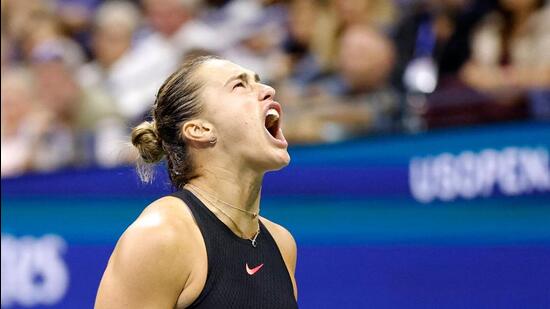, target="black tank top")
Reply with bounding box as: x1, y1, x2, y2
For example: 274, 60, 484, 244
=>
171, 189, 298, 309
